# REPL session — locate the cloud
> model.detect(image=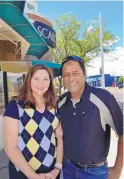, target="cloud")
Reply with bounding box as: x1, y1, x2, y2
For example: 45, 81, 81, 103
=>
104, 36, 120, 47
87, 46, 124, 76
